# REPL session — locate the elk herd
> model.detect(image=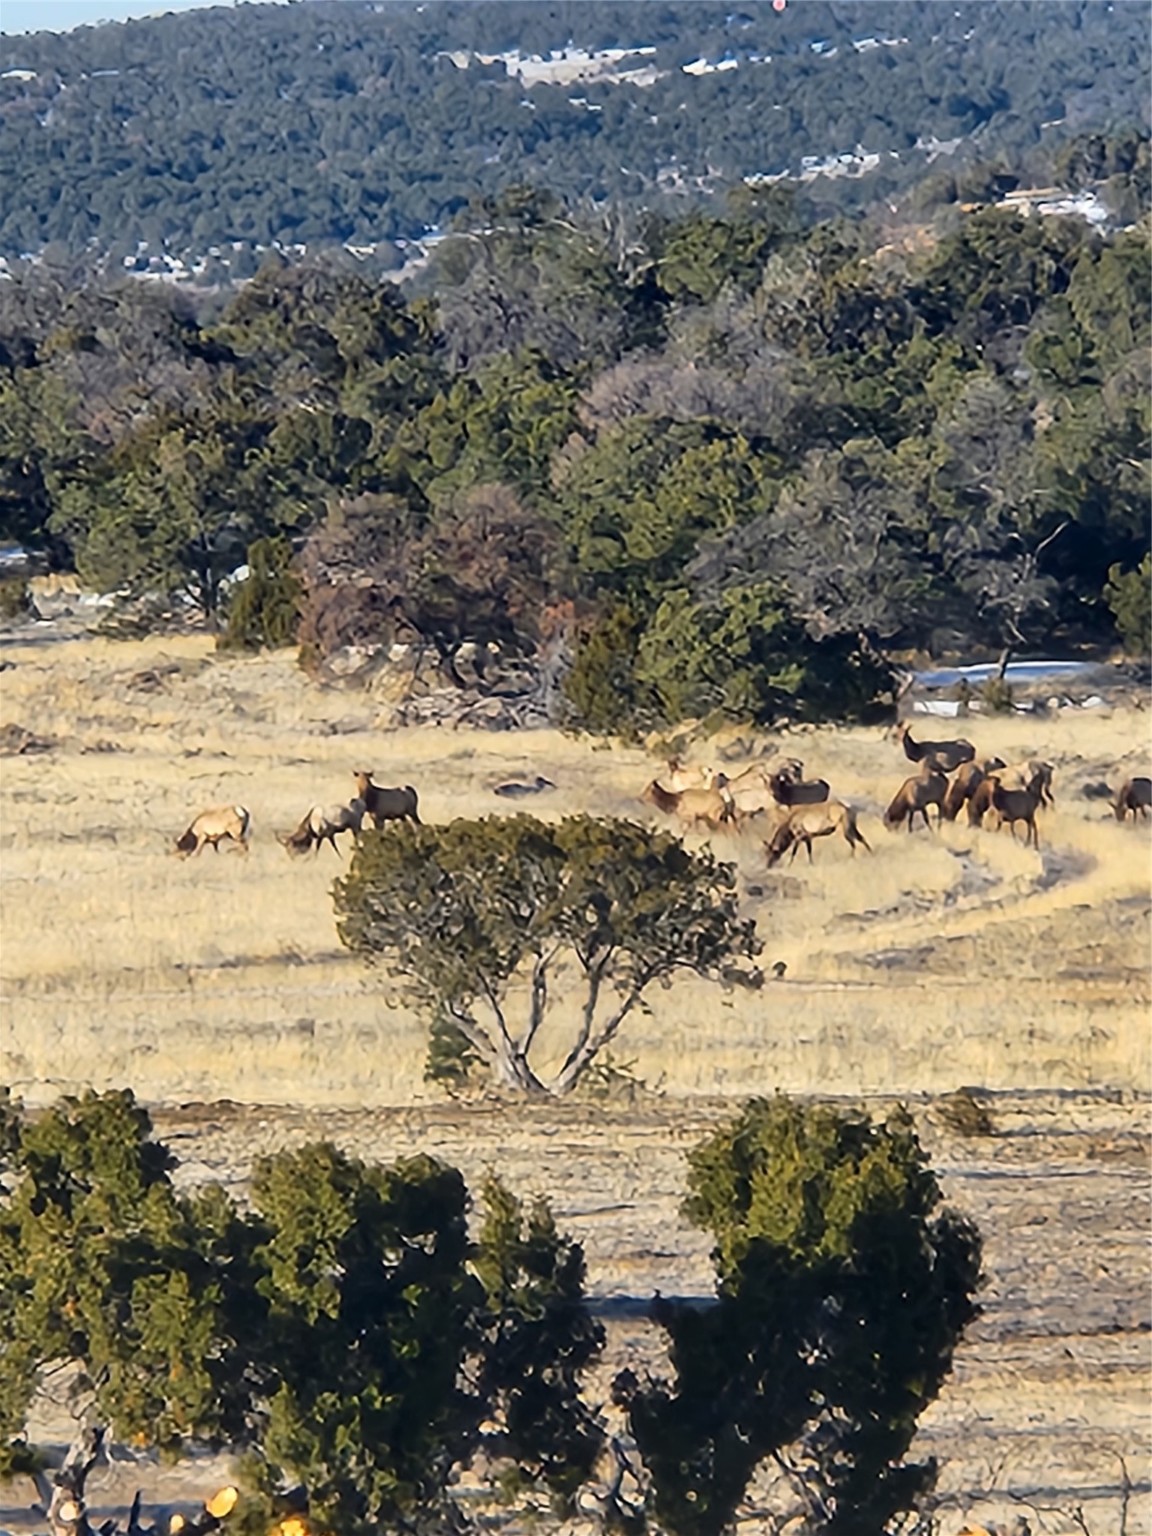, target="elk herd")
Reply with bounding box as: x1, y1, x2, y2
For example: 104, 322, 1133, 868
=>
173, 772, 418, 859
640, 721, 1150, 868
173, 724, 1150, 870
